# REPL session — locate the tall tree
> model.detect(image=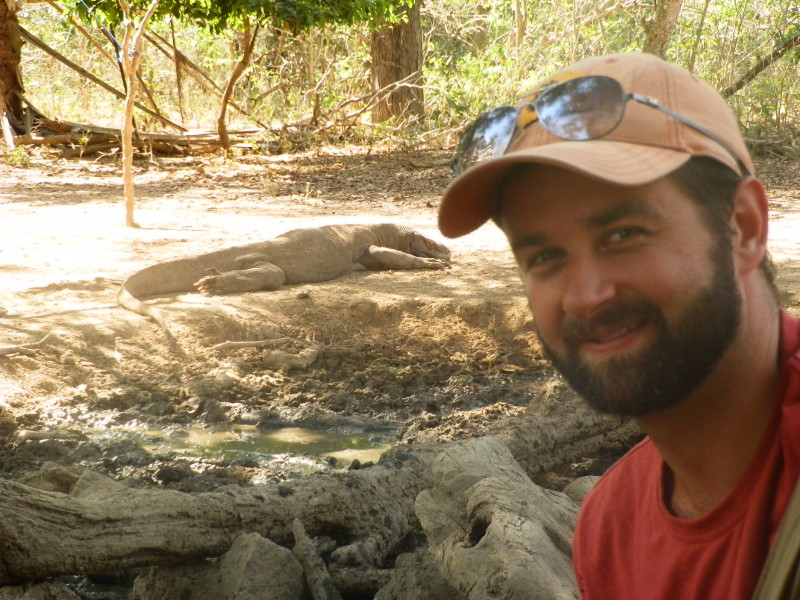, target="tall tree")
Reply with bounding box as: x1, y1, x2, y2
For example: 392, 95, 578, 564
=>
0, 0, 23, 128
642, 0, 683, 57
370, 0, 424, 122
513, 0, 527, 48
217, 18, 257, 154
